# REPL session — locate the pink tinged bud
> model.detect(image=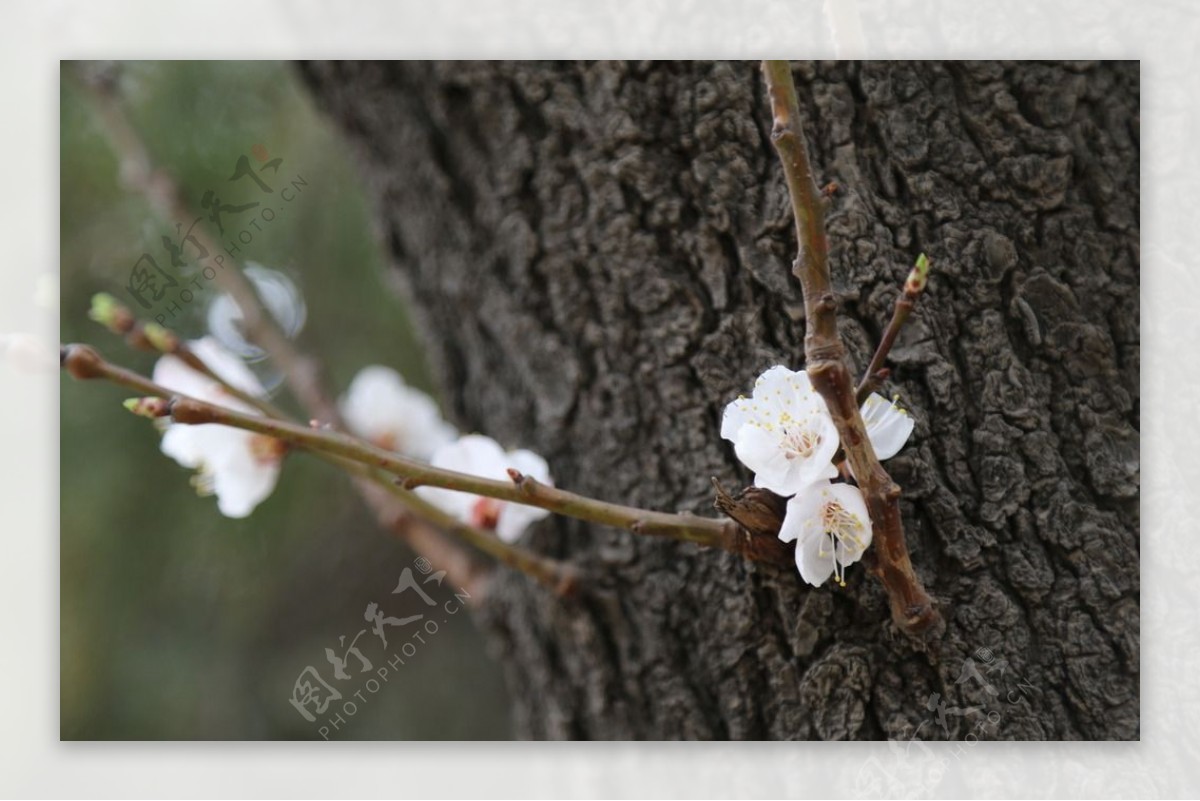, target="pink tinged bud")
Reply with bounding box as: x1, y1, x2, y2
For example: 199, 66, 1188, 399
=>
122, 396, 171, 418
905, 253, 930, 295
